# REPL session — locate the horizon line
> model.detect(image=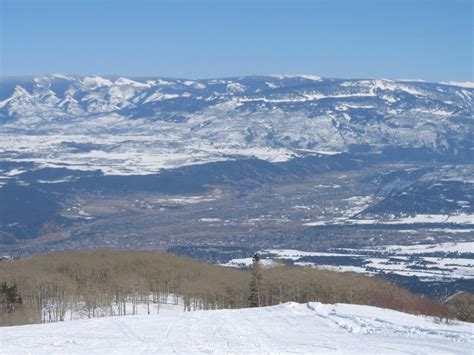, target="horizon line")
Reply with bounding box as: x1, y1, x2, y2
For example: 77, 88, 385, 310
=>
1, 72, 473, 85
